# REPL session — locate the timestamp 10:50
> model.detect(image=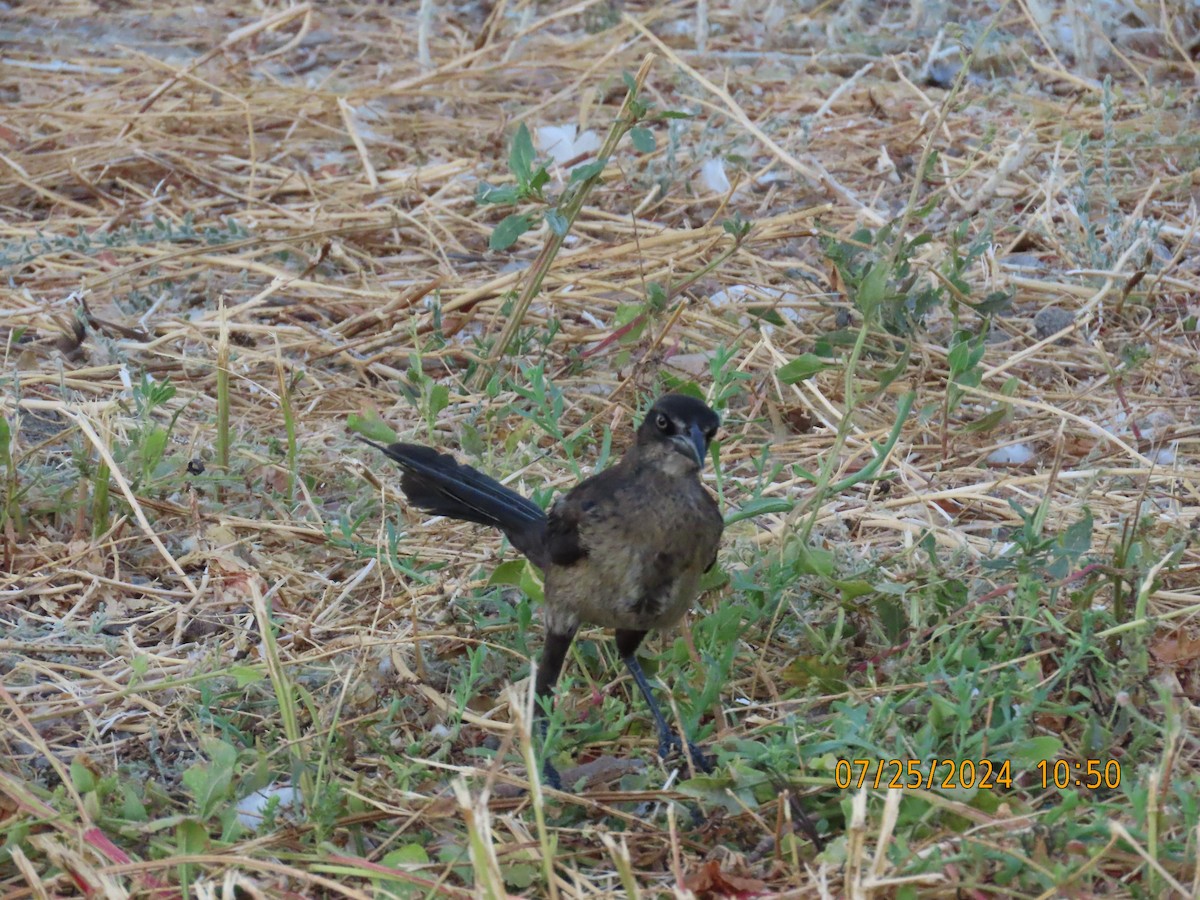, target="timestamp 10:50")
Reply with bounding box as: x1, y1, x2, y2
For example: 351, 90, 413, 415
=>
1036, 758, 1122, 790
833, 758, 1123, 791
